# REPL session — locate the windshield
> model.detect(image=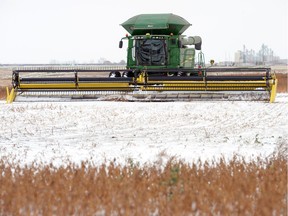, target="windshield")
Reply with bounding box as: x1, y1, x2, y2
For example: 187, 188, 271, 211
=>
135, 39, 167, 66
